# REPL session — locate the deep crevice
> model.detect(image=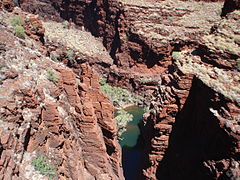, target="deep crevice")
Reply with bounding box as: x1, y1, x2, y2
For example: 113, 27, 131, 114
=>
128, 32, 164, 68
156, 77, 237, 180
109, 10, 121, 61
23, 127, 31, 151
